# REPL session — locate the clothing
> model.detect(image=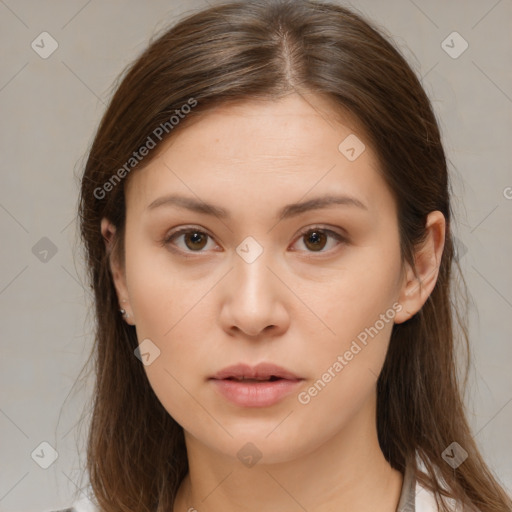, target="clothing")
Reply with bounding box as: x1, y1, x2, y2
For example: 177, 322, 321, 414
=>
49, 462, 457, 512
